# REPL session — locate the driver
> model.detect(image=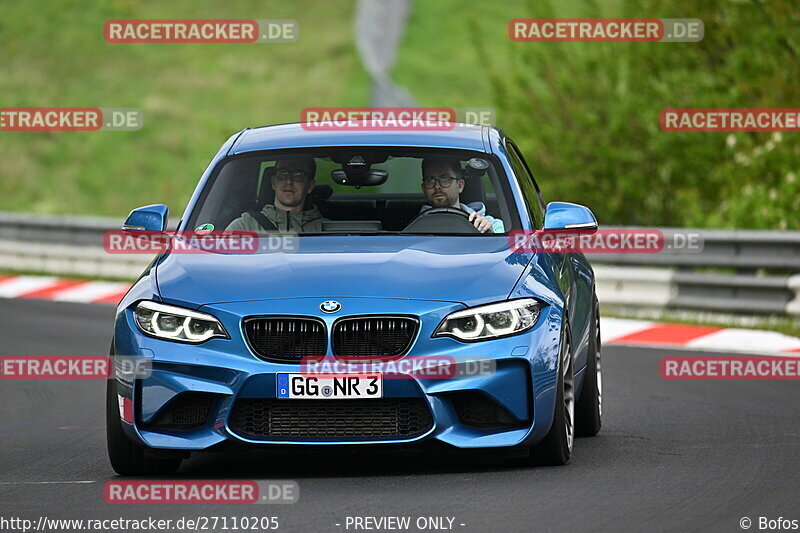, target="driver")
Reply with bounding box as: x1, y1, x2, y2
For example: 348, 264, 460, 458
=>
226, 157, 327, 233
419, 158, 504, 233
